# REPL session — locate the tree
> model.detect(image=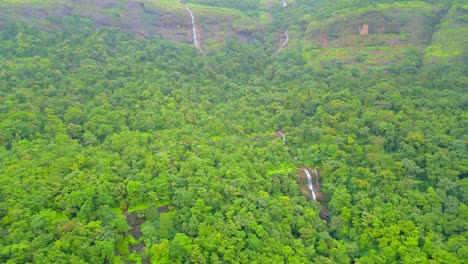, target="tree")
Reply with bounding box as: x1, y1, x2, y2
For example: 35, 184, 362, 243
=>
169, 233, 192, 263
